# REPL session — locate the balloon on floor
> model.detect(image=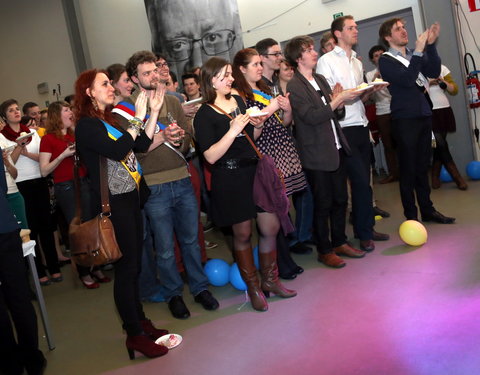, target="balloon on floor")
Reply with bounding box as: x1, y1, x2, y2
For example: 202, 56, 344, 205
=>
204, 259, 230, 286
229, 263, 247, 291
439, 166, 453, 182
399, 220, 428, 246
466, 160, 480, 180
